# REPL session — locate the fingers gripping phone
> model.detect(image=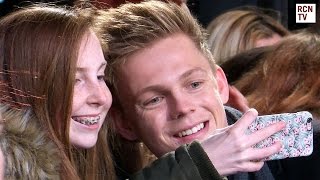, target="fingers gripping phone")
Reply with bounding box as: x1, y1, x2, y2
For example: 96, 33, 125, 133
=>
247, 111, 313, 160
